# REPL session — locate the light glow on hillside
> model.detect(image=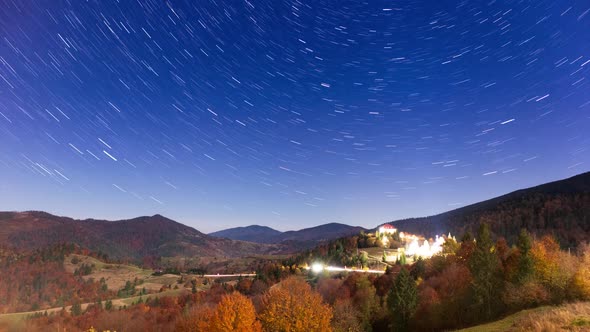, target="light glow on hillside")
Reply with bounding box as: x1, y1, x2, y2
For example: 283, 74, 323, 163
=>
405, 234, 448, 258
311, 263, 324, 273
